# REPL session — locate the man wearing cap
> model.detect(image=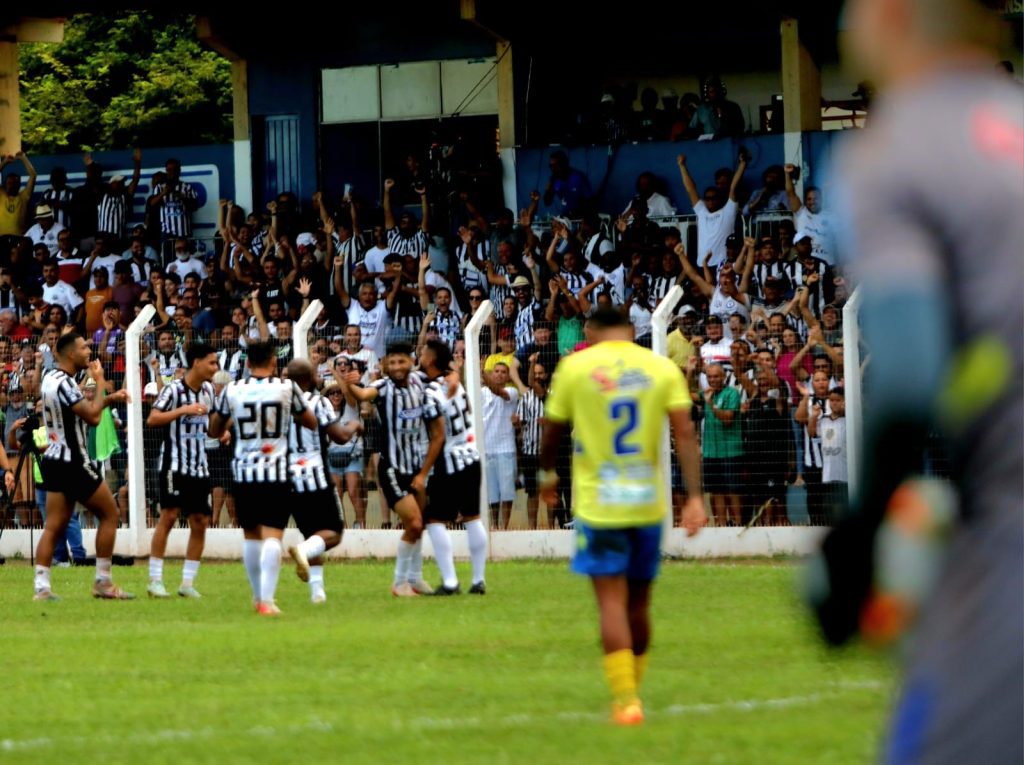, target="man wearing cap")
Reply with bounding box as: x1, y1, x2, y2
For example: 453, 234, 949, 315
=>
95, 148, 142, 242
783, 233, 834, 319
0, 151, 37, 237
698, 315, 733, 371
24, 206, 65, 256
751, 236, 787, 300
